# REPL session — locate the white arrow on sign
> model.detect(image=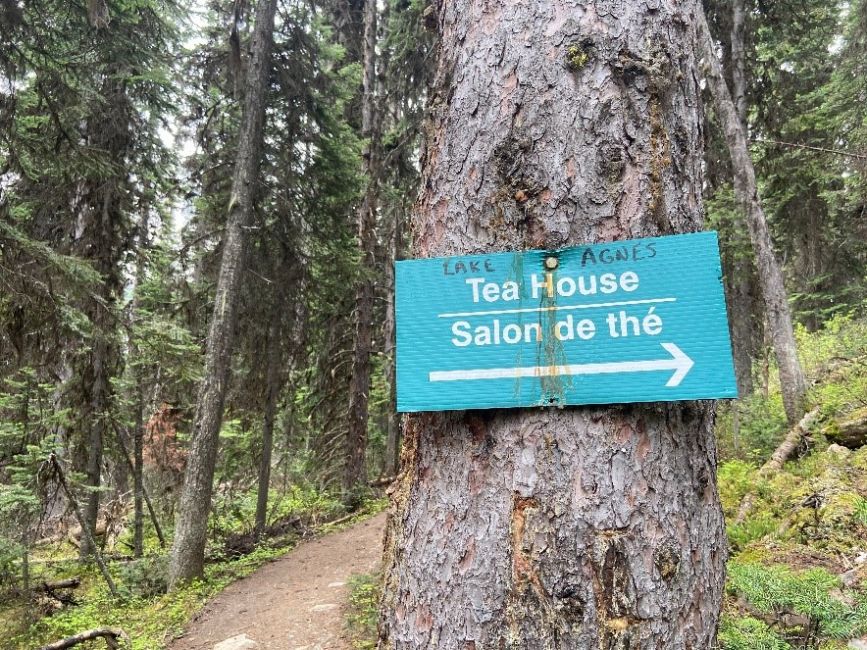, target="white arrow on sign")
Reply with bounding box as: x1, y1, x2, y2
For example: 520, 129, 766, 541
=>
428, 342, 695, 388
